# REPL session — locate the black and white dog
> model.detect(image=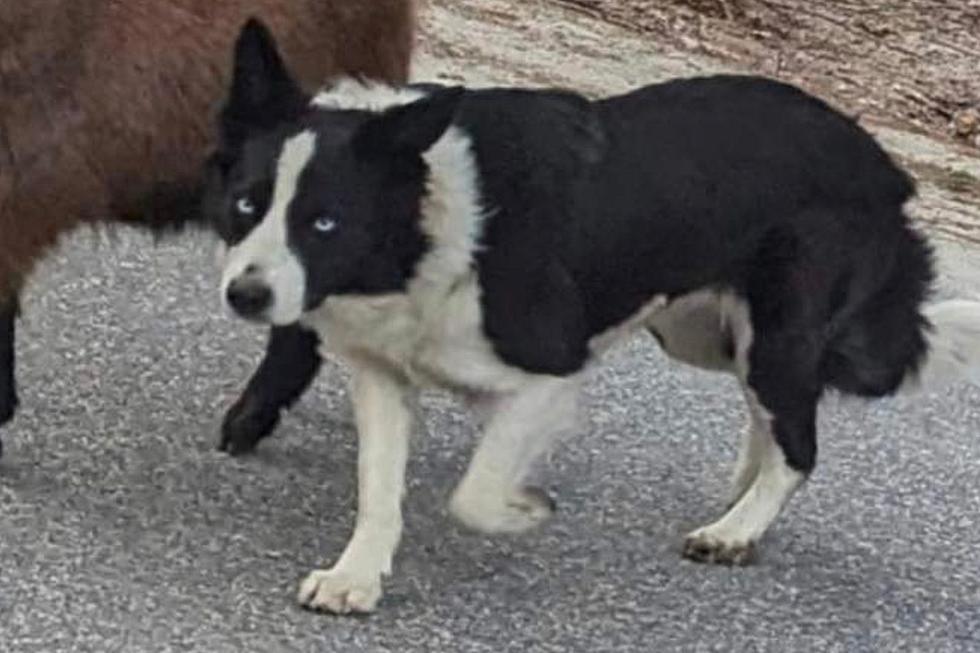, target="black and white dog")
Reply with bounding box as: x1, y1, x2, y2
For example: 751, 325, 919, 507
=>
206, 20, 980, 613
